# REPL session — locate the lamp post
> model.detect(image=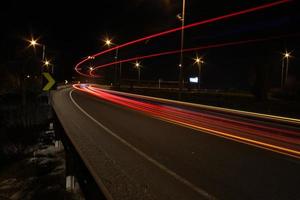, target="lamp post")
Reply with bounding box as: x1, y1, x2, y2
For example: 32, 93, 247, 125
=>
178, 0, 186, 94
29, 38, 46, 61
104, 38, 121, 86
281, 51, 291, 88
284, 52, 290, 86
28, 38, 50, 77
194, 56, 204, 90
28, 37, 53, 92
134, 61, 141, 83
281, 57, 284, 88
44, 59, 54, 74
